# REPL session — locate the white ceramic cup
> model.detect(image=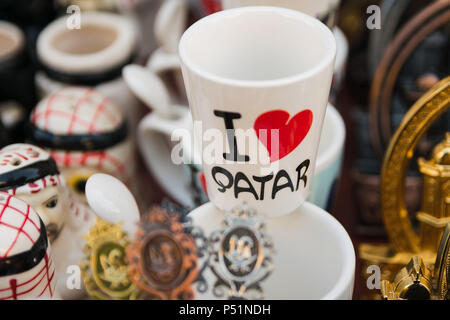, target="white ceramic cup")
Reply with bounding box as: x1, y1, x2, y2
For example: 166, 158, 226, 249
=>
179, 7, 336, 217
221, 0, 340, 28
190, 201, 355, 299
138, 103, 345, 209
